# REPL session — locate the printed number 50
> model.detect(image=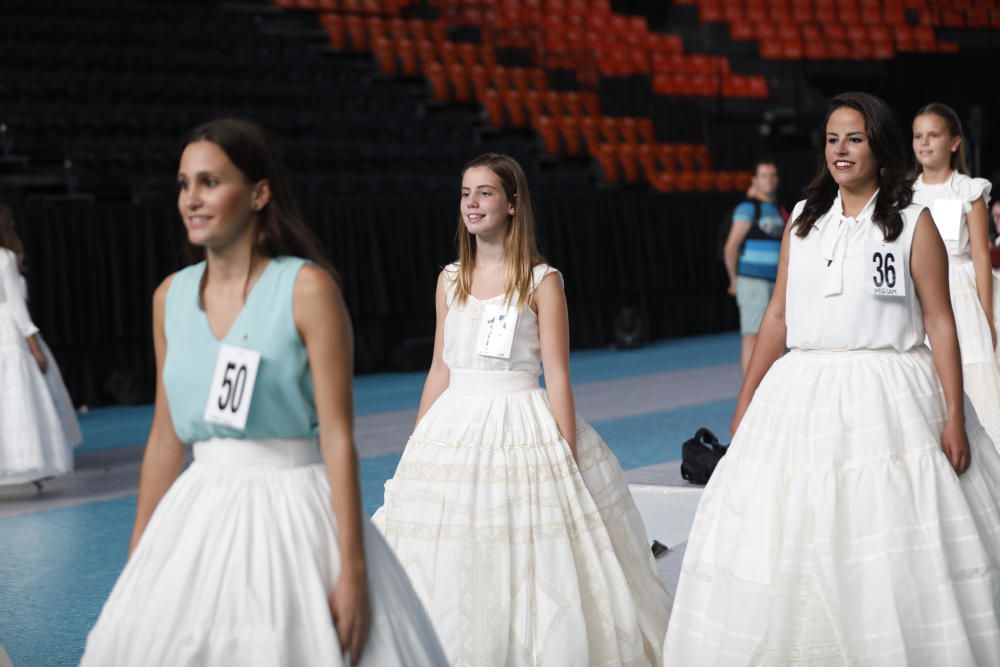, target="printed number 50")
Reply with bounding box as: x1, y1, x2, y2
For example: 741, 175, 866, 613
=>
218, 362, 248, 413
872, 251, 896, 288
